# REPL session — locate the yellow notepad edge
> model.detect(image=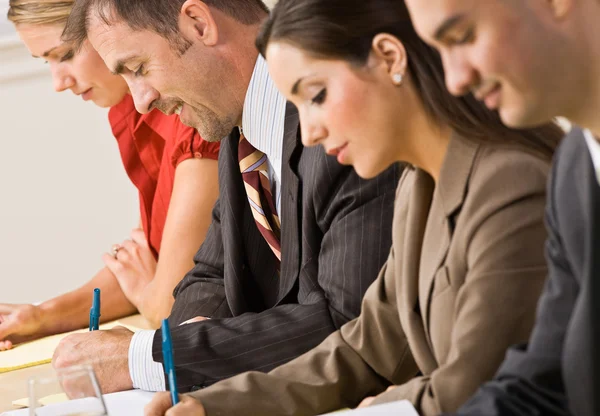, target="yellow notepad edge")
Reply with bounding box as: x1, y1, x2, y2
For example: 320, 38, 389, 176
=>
0, 358, 52, 374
